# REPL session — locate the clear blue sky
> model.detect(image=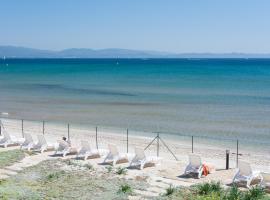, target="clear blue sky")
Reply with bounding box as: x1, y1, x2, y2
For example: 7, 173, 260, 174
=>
1, 0, 270, 53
